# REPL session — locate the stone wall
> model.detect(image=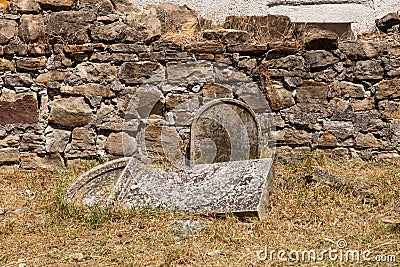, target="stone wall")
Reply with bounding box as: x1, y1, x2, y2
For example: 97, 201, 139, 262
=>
0, 0, 400, 169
